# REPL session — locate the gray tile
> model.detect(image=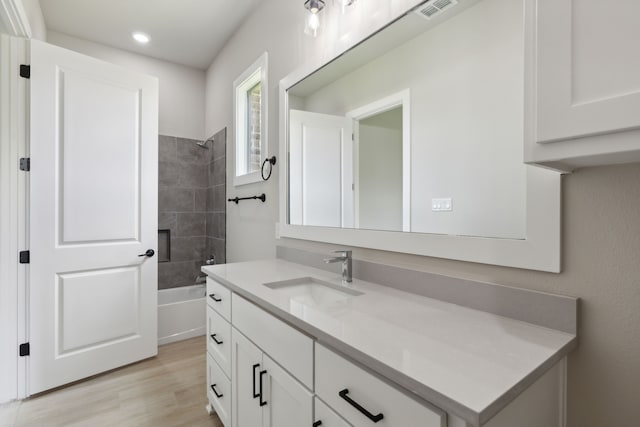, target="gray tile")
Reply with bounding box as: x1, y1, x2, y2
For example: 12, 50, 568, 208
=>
176, 212, 206, 236
212, 184, 226, 212
159, 188, 194, 212
212, 128, 227, 160
158, 161, 179, 187
177, 138, 210, 165
158, 212, 177, 230
177, 162, 208, 188
159, 135, 177, 162
158, 260, 197, 289
206, 186, 217, 212
206, 212, 226, 239
171, 236, 206, 262
212, 157, 226, 186
194, 189, 207, 211
207, 237, 226, 264
208, 160, 216, 187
